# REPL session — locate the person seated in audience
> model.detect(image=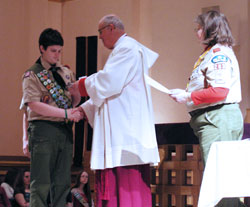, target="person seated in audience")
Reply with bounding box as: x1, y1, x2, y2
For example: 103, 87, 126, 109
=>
12, 169, 30, 207
0, 186, 11, 207
71, 170, 94, 207
1, 168, 19, 203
